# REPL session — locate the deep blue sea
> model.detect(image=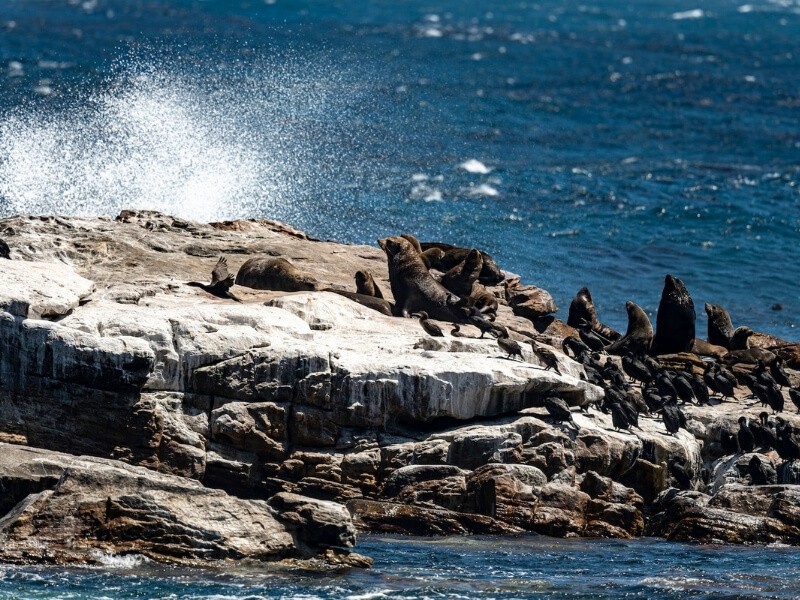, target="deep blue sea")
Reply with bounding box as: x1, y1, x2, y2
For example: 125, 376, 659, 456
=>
4, 535, 800, 599
1, 2, 799, 594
